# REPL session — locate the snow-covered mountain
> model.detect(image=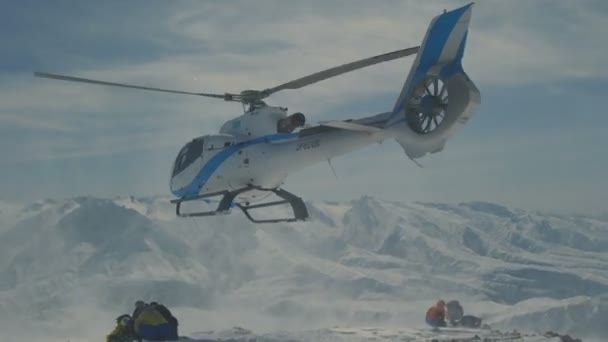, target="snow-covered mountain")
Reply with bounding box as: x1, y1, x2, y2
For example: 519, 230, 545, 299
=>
0, 196, 605, 341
